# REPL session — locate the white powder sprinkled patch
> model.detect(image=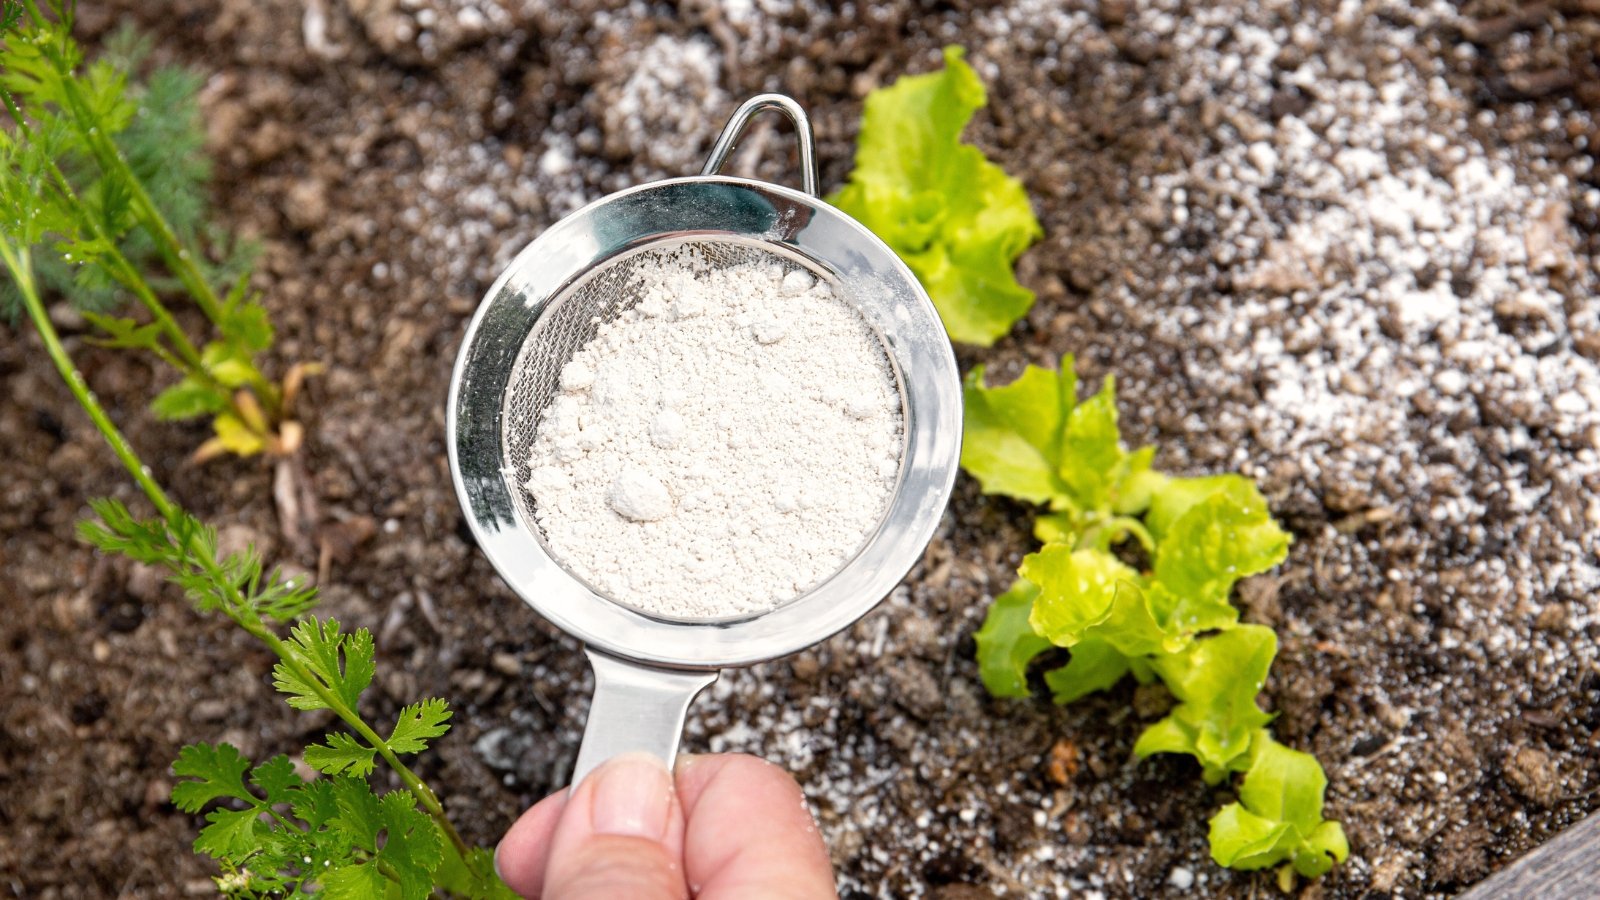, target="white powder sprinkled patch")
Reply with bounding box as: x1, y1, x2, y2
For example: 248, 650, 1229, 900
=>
524, 249, 902, 619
